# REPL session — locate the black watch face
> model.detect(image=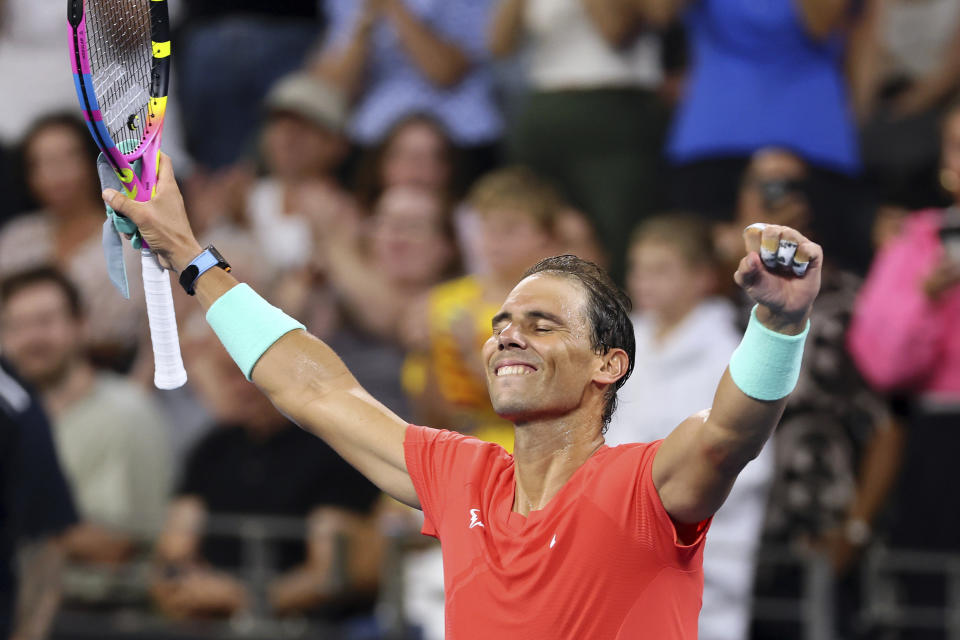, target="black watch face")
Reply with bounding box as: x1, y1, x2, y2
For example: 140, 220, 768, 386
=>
207, 245, 229, 269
